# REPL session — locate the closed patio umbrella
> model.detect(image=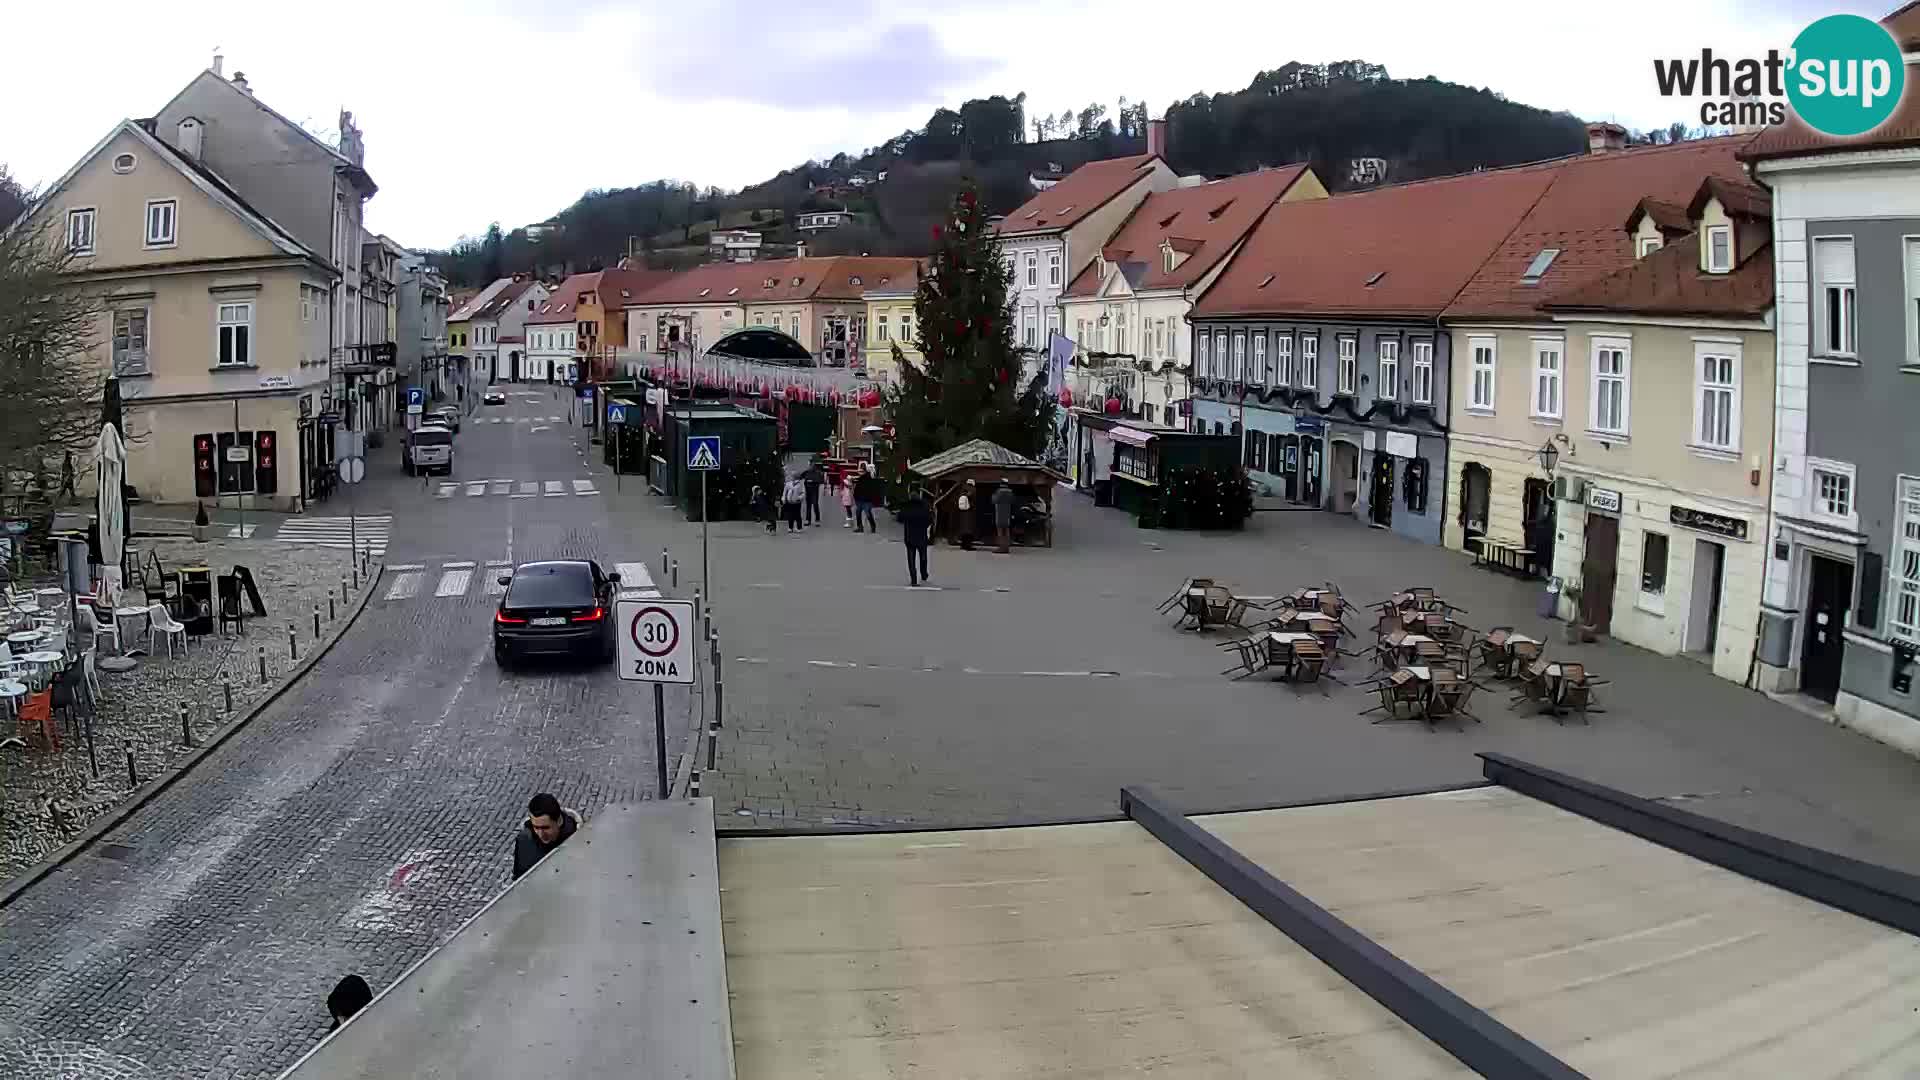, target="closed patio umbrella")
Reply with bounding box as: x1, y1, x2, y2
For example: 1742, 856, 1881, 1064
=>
94, 422, 126, 601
